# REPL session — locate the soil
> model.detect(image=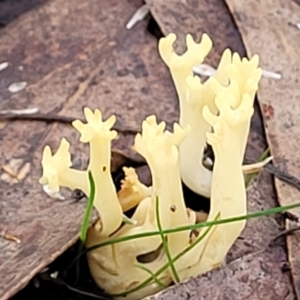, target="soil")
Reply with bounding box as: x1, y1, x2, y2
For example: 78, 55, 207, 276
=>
0, 3, 111, 299
11, 241, 114, 300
